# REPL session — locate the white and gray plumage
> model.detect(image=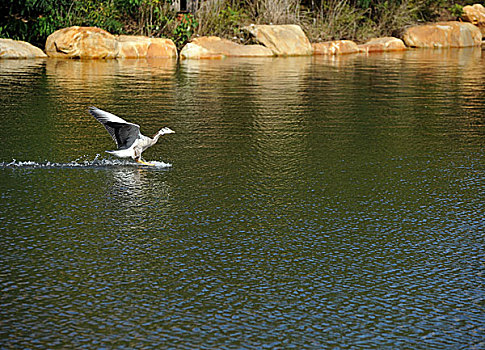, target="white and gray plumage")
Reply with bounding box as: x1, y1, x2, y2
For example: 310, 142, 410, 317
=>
88, 107, 174, 164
